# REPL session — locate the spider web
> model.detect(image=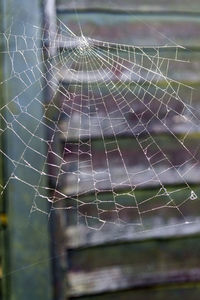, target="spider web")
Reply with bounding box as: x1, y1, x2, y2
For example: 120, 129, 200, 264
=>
1, 19, 200, 231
